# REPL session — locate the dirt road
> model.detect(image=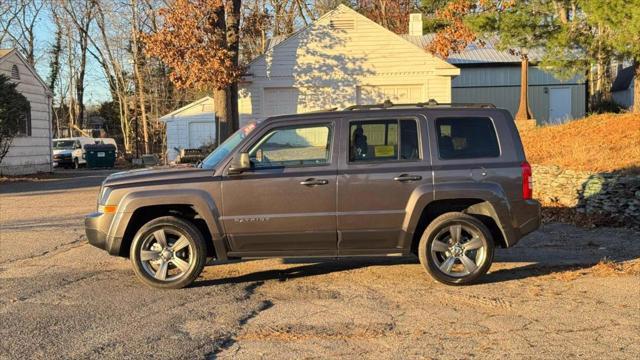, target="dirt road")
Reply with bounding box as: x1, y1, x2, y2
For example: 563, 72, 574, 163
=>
1, 170, 638, 359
